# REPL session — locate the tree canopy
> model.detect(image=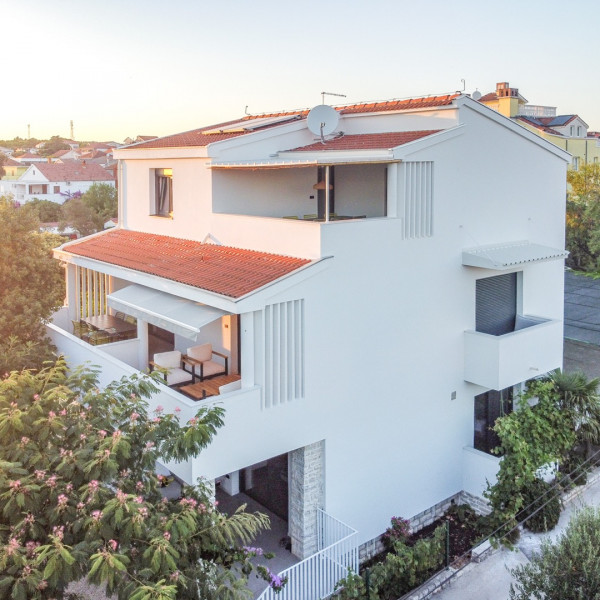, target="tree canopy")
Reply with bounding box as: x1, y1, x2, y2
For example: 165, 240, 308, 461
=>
61, 183, 117, 237
0, 361, 278, 599
510, 506, 600, 599
38, 136, 70, 158
566, 163, 600, 270
0, 196, 65, 372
